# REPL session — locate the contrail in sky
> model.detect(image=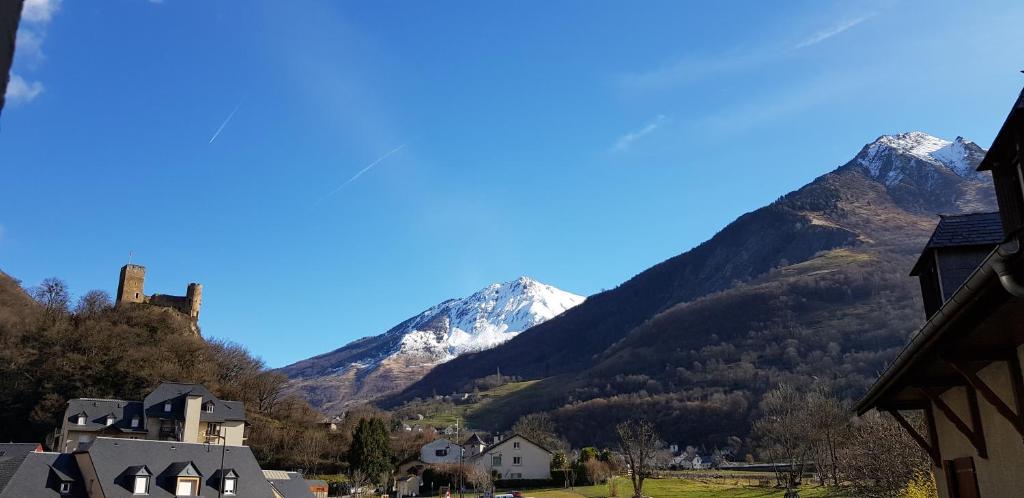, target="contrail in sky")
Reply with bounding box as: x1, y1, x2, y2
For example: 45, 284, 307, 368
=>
208, 101, 243, 144
317, 144, 407, 204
